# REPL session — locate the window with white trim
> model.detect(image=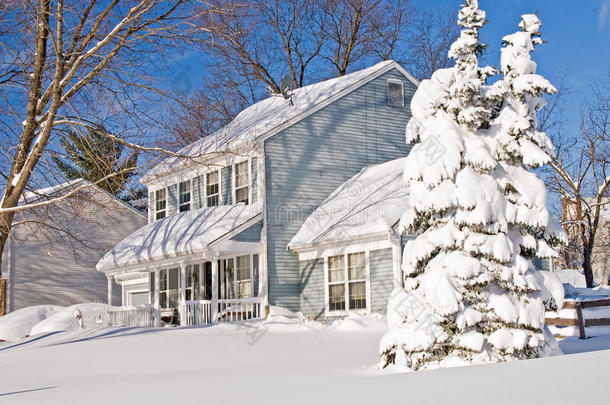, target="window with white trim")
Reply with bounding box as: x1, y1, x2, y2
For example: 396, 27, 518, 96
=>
127, 290, 149, 306
185, 263, 200, 301
234, 161, 249, 204
347, 252, 367, 309
328, 255, 346, 311
387, 79, 404, 107
155, 188, 166, 220
179, 180, 191, 212
220, 254, 258, 299
235, 255, 252, 298
326, 252, 368, 312
206, 170, 219, 206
